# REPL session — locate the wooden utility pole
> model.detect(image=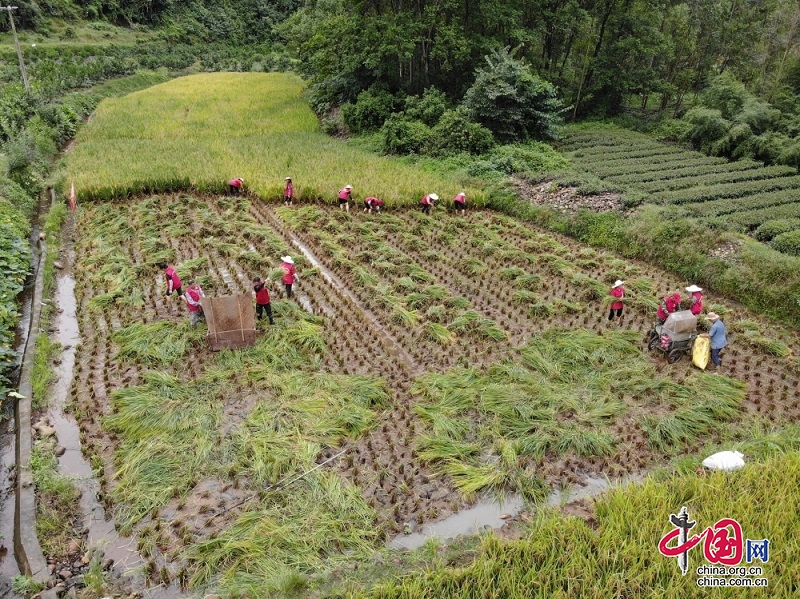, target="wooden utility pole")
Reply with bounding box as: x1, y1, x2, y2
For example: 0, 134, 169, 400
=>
1, 6, 30, 91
